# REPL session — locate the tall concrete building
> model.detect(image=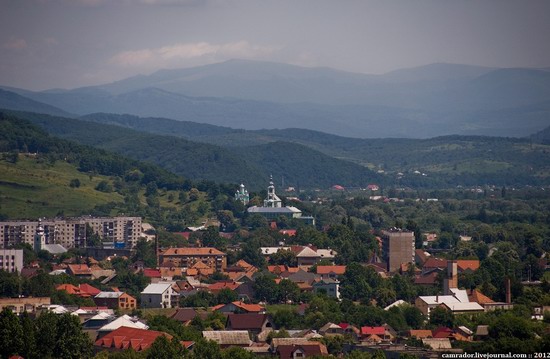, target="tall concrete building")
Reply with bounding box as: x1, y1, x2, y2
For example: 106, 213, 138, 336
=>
0, 216, 142, 249
0, 249, 23, 273
382, 229, 415, 272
